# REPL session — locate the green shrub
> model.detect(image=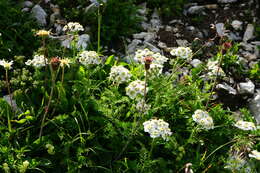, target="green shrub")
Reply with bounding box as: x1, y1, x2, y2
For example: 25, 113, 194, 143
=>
138, 0, 187, 18
0, 0, 40, 59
